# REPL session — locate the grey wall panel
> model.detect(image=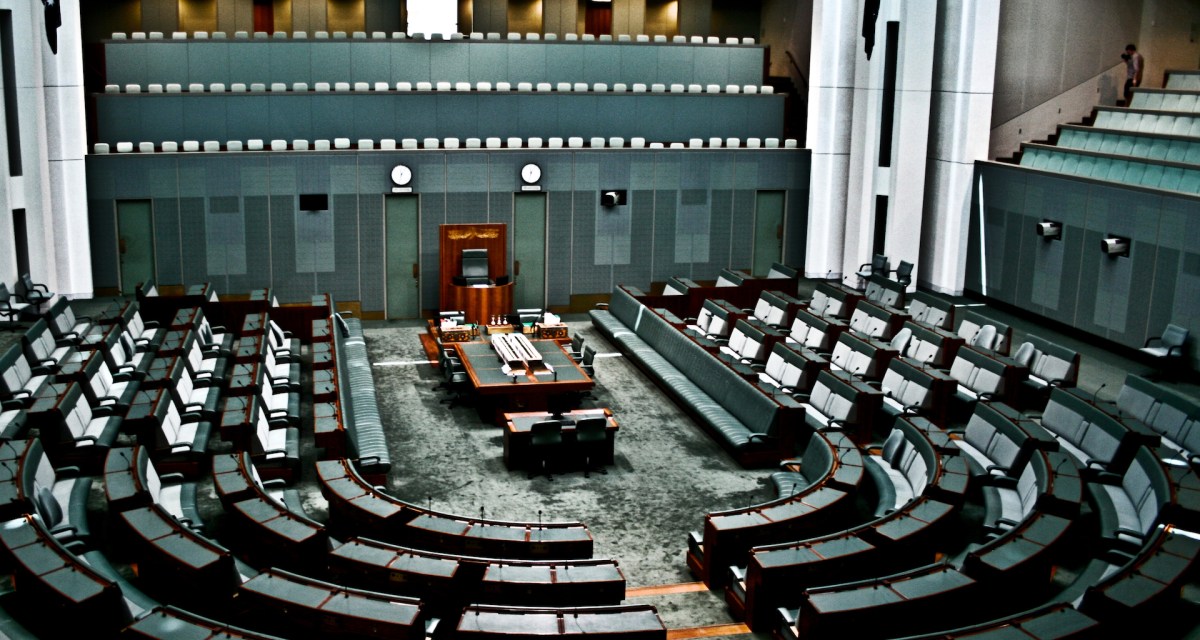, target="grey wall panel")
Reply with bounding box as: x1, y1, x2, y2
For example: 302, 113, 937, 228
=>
429, 42, 471, 82
581, 46, 620, 85
469, 45, 504, 84
392, 42, 432, 82
784, 187, 807, 269
88, 200, 118, 289
651, 189, 678, 281
226, 95, 270, 141
319, 193, 361, 303
505, 45, 546, 85
350, 42, 392, 80
85, 149, 811, 316
239, 194, 273, 293
351, 98, 395, 142
105, 40, 770, 87
419, 194, 445, 310
177, 197, 208, 285
618, 48, 654, 84
546, 191, 573, 306
187, 43, 231, 85
182, 98, 228, 142
438, 94, 479, 139
727, 47, 765, 85
142, 97, 180, 143
152, 198, 182, 287
269, 194, 308, 304
270, 42, 312, 84
268, 96, 313, 141
971, 162, 1200, 368
572, 190, 606, 294
96, 99, 137, 144
516, 94, 556, 138
358, 194, 385, 313
106, 43, 148, 86
488, 192, 514, 263
95, 93, 787, 144
311, 96, 355, 139
612, 189, 654, 289
730, 189, 754, 268
228, 42, 271, 84
656, 47, 694, 85
144, 43, 188, 86
310, 42, 351, 83
543, 44, 584, 84
397, 95, 438, 139
557, 95, 596, 136
691, 47, 729, 86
